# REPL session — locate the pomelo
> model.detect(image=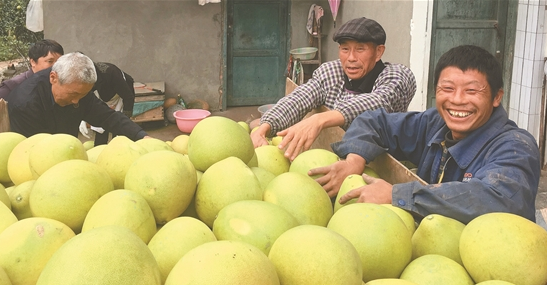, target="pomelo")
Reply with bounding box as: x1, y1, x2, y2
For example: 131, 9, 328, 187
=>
165, 240, 279, 285
170, 134, 189, 155
82, 140, 94, 151
0, 184, 9, 210
213, 200, 299, 255
334, 174, 366, 212
29, 159, 114, 233
124, 150, 197, 225
86, 144, 107, 163
0, 132, 25, 184
254, 145, 290, 176
8, 180, 35, 220
148, 217, 217, 284
263, 172, 333, 226
96, 136, 148, 189
412, 214, 465, 265
195, 156, 262, 227
289, 148, 339, 179
187, 116, 254, 172
366, 279, 420, 285
247, 150, 258, 167
136, 137, 174, 152
7, 133, 50, 185
36, 226, 162, 285
271, 136, 283, 146
459, 212, 547, 285
237, 121, 251, 133
0, 203, 17, 234
0, 266, 11, 285
28, 133, 88, 179
382, 204, 416, 235
82, 189, 157, 244
268, 225, 362, 285
327, 203, 412, 282
475, 281, 516, 285
399, 254, 474, 285
251, 166, 276, 190
0, 217, 75, 285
